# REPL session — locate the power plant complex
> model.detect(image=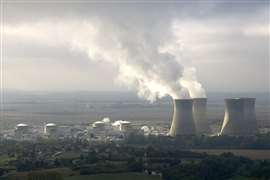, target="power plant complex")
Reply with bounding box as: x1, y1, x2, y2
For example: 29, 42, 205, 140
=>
3, 96, 259, 141
169, 97, 257, 137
